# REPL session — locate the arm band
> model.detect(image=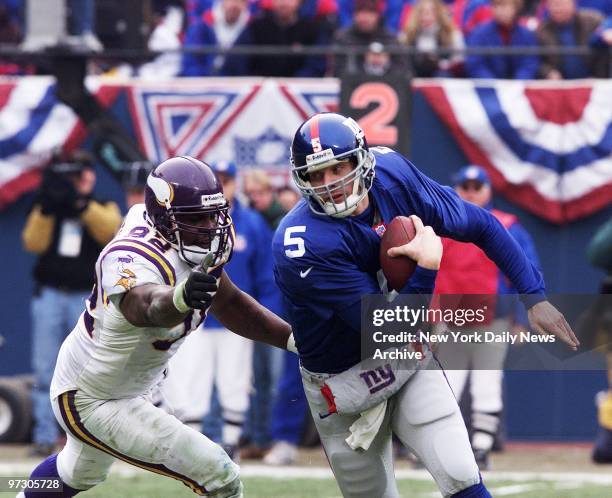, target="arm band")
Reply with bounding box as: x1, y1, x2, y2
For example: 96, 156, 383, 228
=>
286, 333, 298, 354
172, 280, 191, 313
